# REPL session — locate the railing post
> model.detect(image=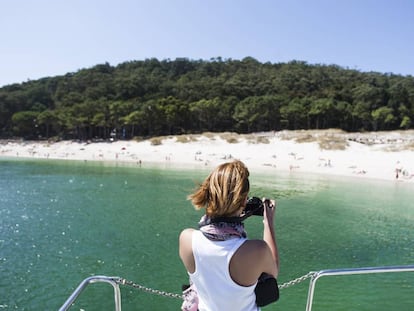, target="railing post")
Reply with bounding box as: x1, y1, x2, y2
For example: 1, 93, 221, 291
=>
305, 272, 321, 311
59, 276, 122, 311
